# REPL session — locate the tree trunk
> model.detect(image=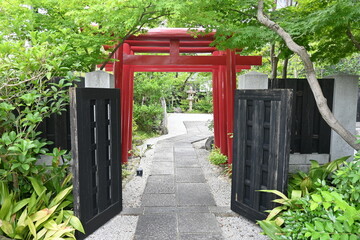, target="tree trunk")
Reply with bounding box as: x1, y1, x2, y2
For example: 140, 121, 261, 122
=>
270, 44, 279, 79
257, 0, 360, 150
282, 57, 289, 79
